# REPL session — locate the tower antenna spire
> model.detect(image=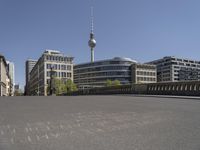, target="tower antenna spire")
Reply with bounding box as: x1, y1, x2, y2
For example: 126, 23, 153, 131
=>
91, 6, 94, 33
88, 3, 96, 63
